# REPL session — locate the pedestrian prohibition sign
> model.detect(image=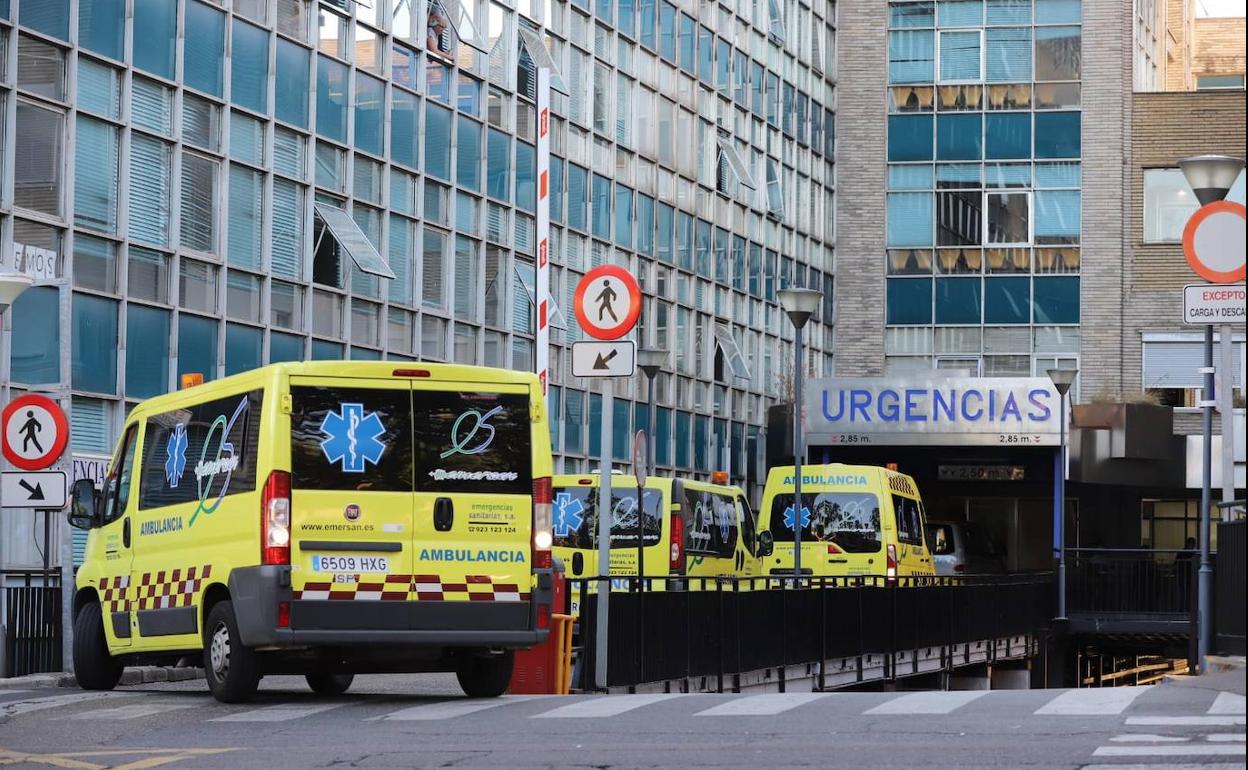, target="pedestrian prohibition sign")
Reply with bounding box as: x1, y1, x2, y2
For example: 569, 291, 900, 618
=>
2, 394, 69, 471
574, 265, 642, 340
